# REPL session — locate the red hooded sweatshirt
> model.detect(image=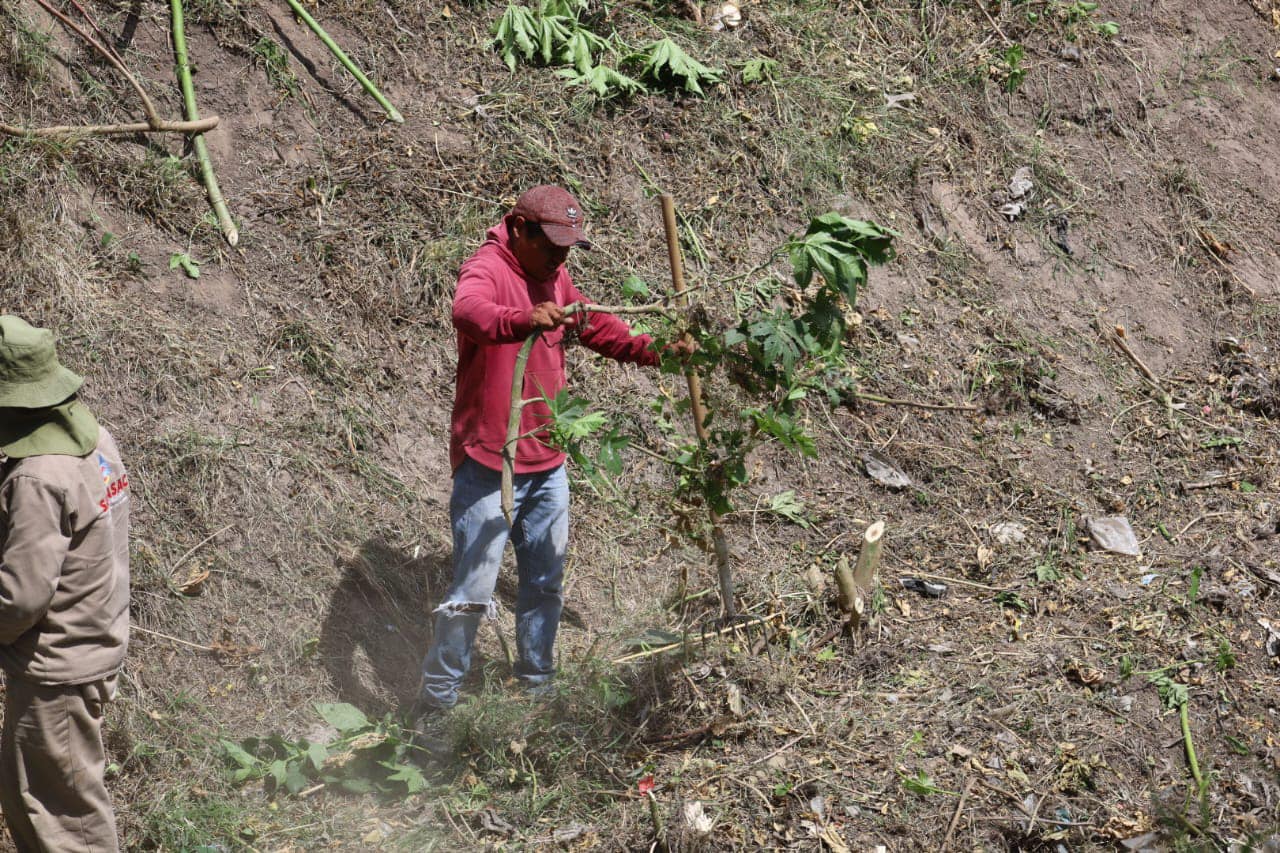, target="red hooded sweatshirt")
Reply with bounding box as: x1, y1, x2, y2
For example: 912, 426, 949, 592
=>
450, 222, 660, 474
